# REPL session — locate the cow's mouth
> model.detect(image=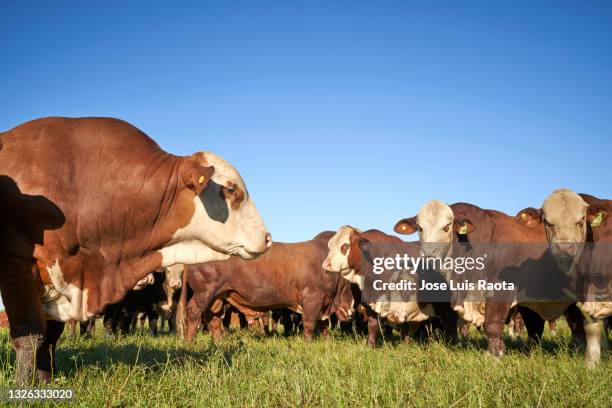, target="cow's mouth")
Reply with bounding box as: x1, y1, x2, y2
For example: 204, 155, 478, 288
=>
232, 245, 267, 260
